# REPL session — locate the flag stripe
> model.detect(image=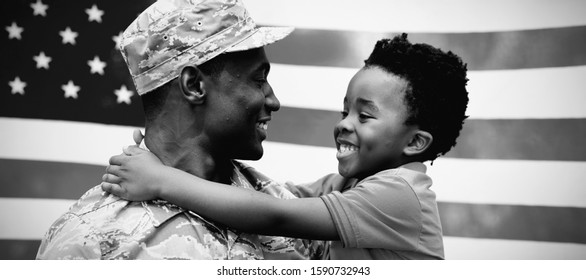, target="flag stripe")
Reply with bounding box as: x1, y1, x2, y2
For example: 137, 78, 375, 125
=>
2, 116, 585, 162
0, 159, 102, 199
0, 240, 40, 260
439, 203, 586, 244
247, 0, 586, 33
4, 156, 586, 209
0, 198, 73, 240
1, 197, 584, 245
270, 64, 586, 119
4, 64, 586, 122
443, 237, 586, 260
265, 26, 586, 70
269, 110, 586, 161
5, 238, 586, 260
